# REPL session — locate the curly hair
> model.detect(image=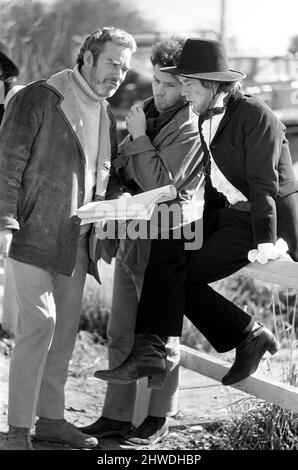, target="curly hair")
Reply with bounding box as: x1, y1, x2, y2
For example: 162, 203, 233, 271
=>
150, 37, 186, 68
76, 27, 137, 68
